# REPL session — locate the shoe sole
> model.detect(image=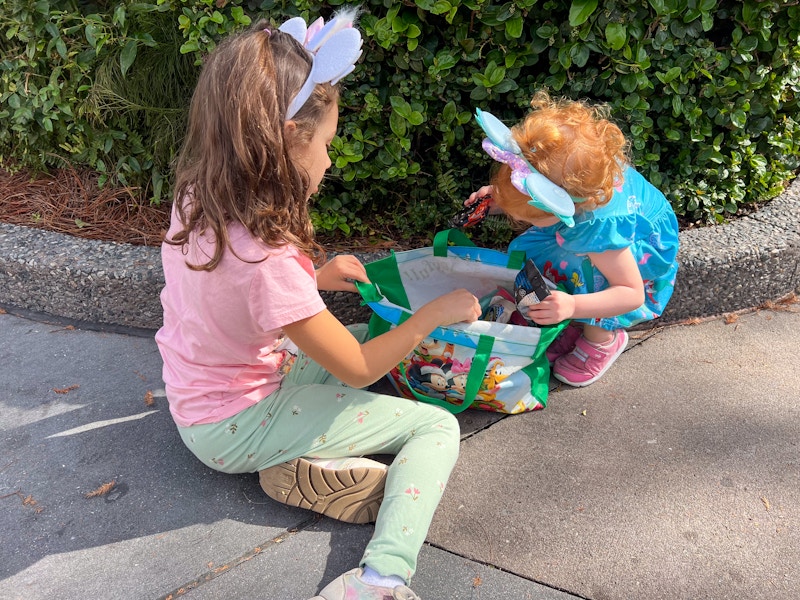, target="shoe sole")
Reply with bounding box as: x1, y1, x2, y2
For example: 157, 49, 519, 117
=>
259, 458, 385, 524
553, 330, 629, 387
